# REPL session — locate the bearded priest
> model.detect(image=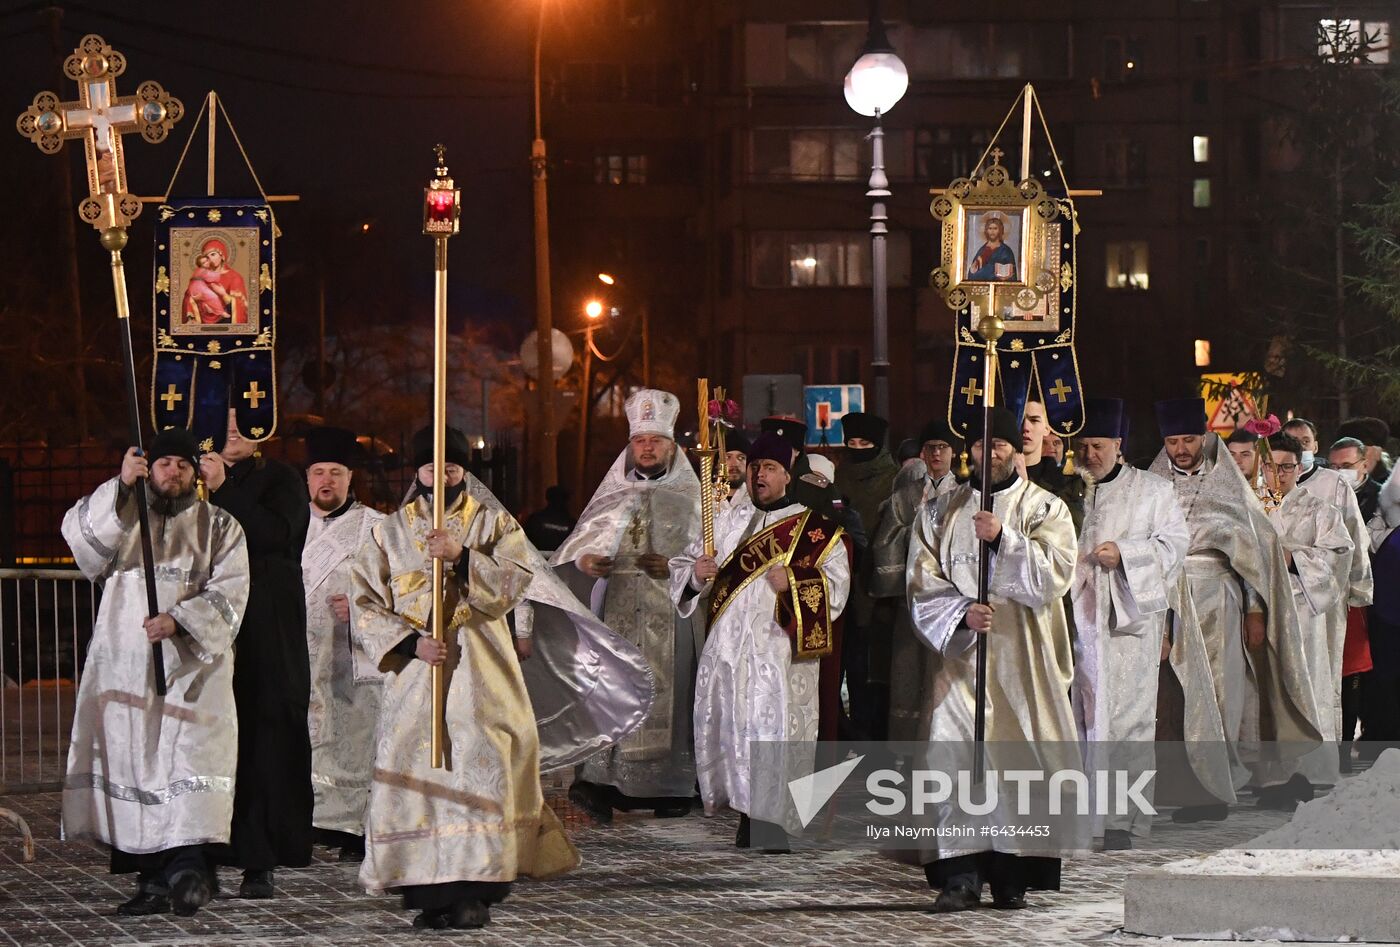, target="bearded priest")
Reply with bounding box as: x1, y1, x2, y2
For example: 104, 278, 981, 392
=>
672, 433, 849, 850
553, 388, 702, 822
301, 426, 384, 862
905, 406, 1079, 912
